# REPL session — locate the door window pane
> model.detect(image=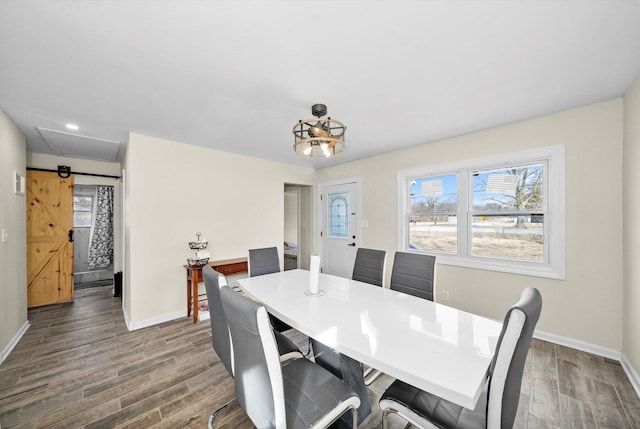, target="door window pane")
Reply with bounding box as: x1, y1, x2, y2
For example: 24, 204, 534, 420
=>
328, 193, 349, 238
